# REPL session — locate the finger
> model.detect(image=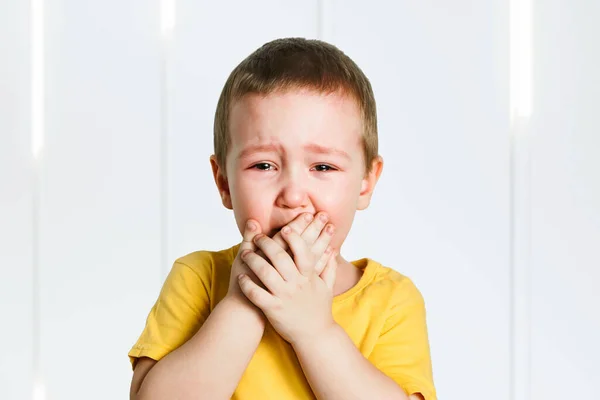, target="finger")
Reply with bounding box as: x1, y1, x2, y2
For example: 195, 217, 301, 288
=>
314, 246, 333, 275
241, 250, 286, 295
301, 212, 329, 246
270, 233, 288, 253
254, 234, 298, 281
238, 219, 261, 255
311, 223, 335, 260
238, 274, 277, 310
271, 212, 314, 251
320, 251, 338, 291
281, 226, 313, 276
